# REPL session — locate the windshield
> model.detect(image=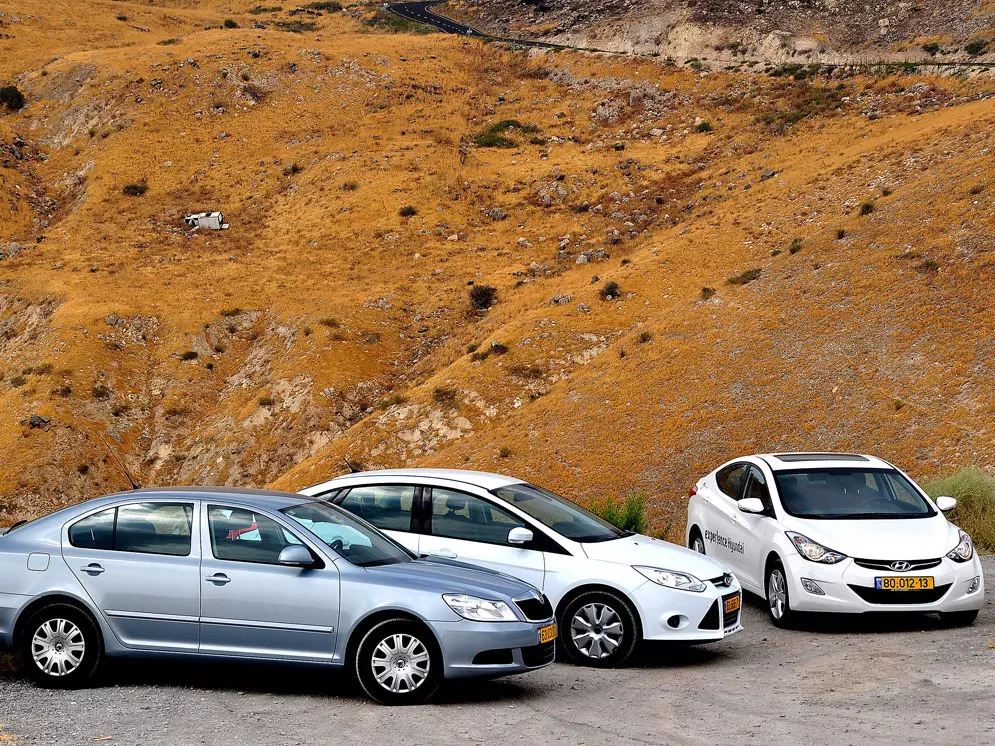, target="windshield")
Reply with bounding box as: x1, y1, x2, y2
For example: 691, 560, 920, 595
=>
491, 483, 625, 543
281, 501, 414, 567
773, 468, 936, 519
